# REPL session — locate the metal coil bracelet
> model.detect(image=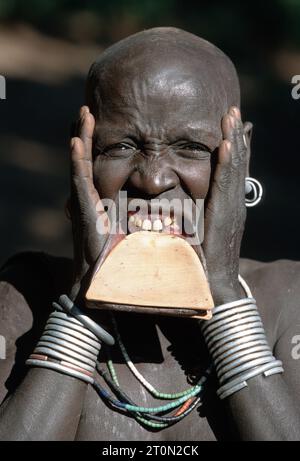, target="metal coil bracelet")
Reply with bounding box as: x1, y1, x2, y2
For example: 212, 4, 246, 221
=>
201, 297, 284, 400
26, 295, 115, 384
